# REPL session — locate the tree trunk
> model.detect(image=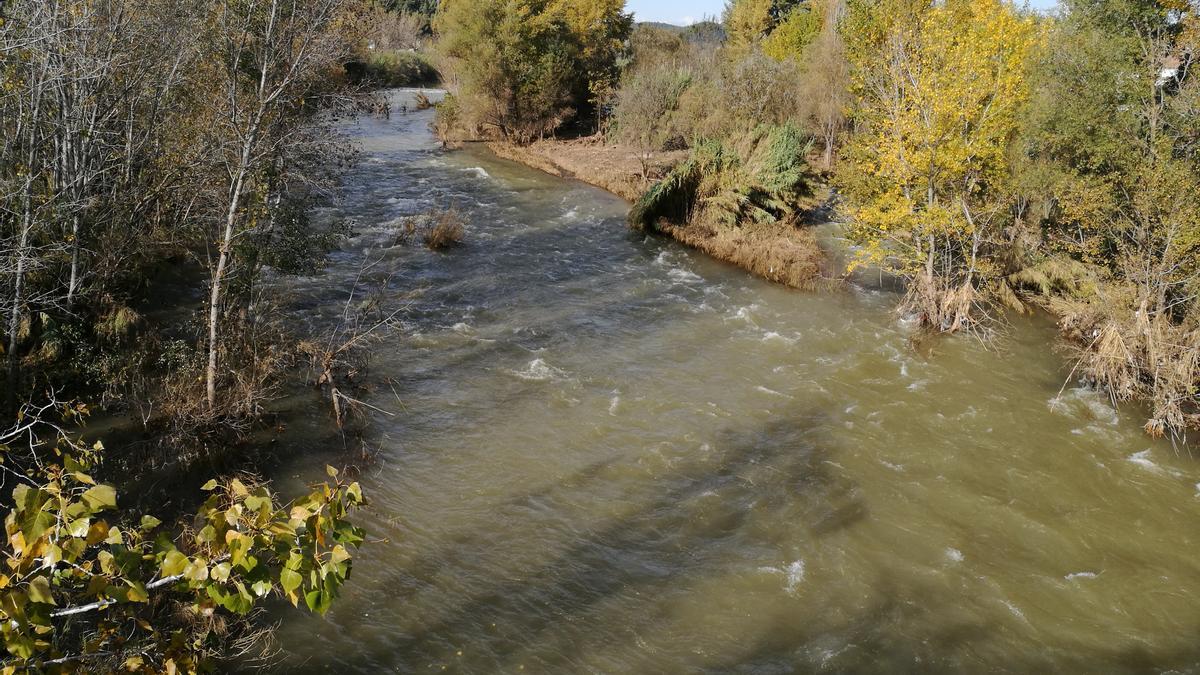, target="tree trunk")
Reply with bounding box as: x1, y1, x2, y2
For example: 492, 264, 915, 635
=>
206, 153, 251, 409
